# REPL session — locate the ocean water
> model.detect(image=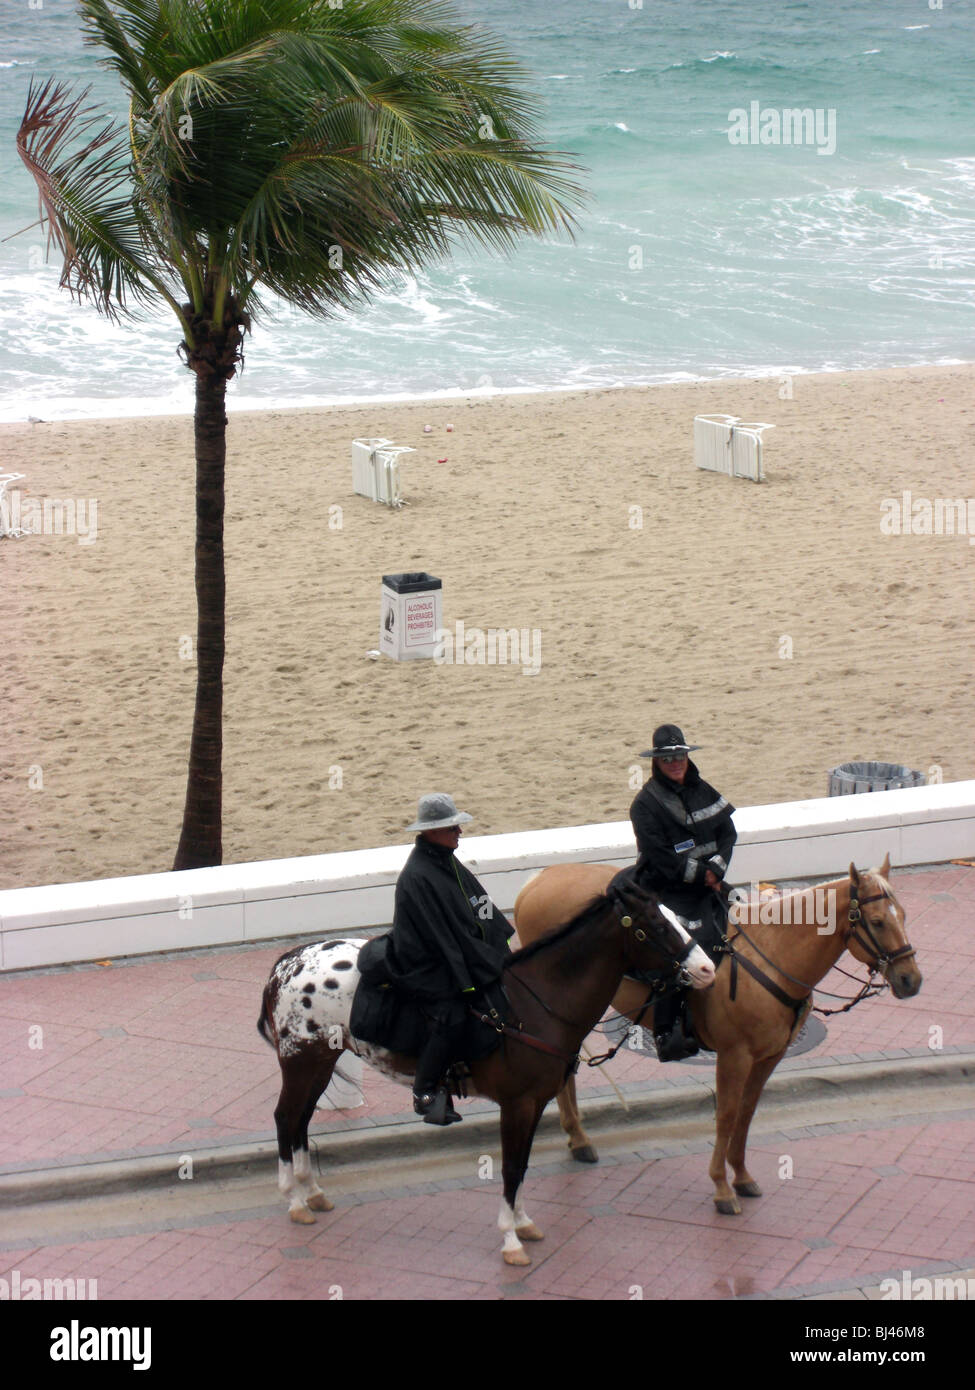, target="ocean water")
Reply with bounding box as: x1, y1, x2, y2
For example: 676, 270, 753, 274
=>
0, 0, 972, 420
